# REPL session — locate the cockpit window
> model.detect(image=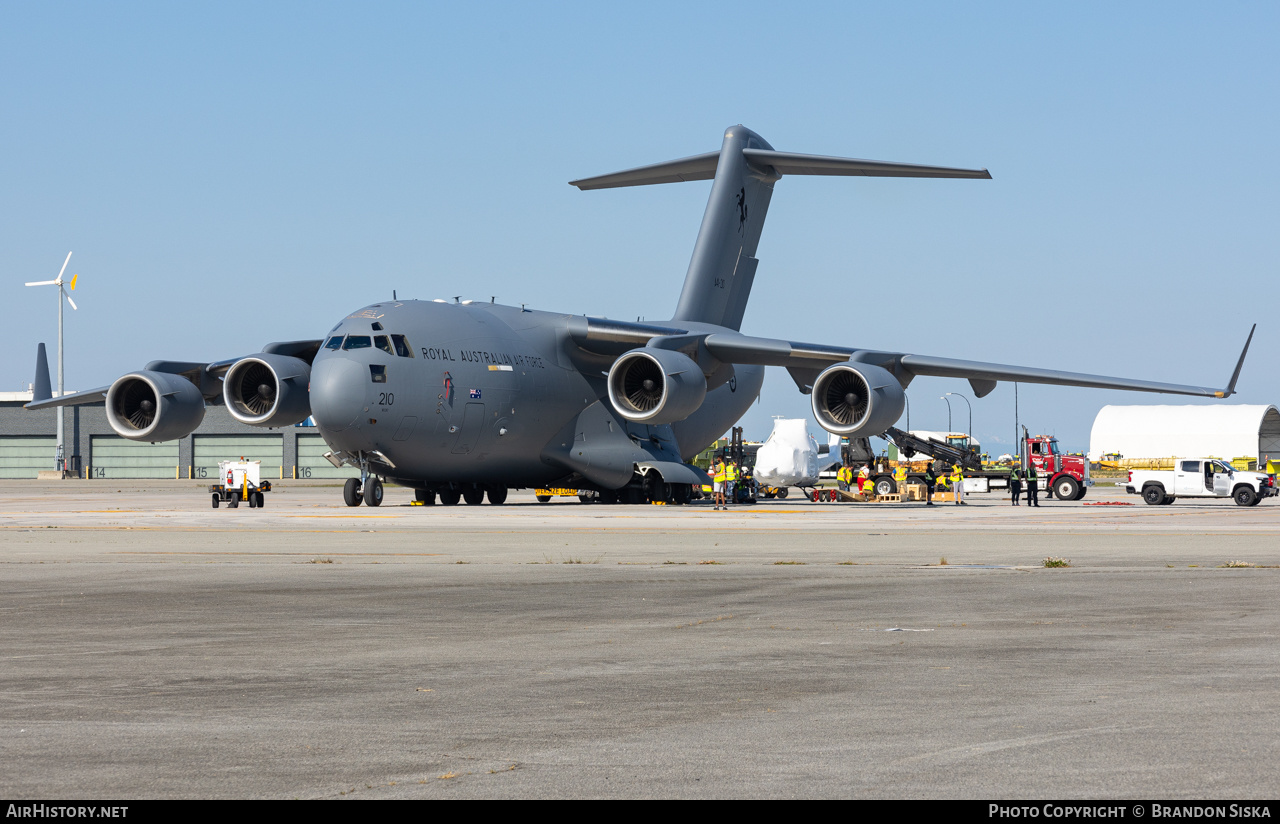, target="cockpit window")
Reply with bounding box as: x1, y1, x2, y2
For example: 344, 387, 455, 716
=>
371, 322, 384, 331
391, 334, 413, 357
324, 336, 344, 350
343, 335, 372, 350
374, 335, 393, 354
